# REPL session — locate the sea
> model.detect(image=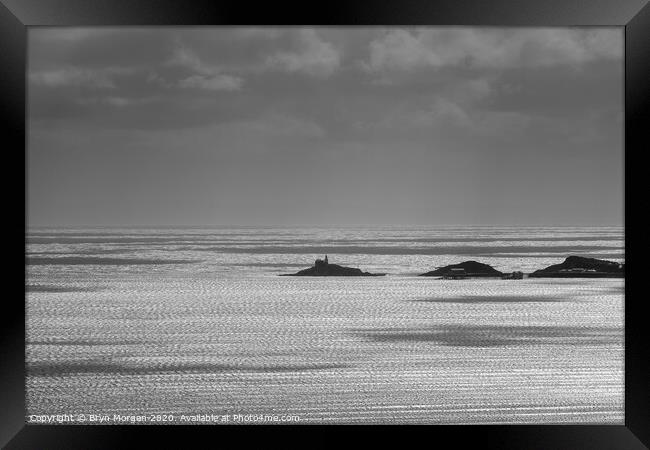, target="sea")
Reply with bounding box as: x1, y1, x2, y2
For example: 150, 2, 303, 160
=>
26, 226, 624, 424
